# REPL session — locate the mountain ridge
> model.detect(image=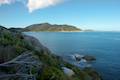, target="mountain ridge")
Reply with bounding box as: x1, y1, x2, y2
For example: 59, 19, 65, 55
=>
24, 23, 81, 32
